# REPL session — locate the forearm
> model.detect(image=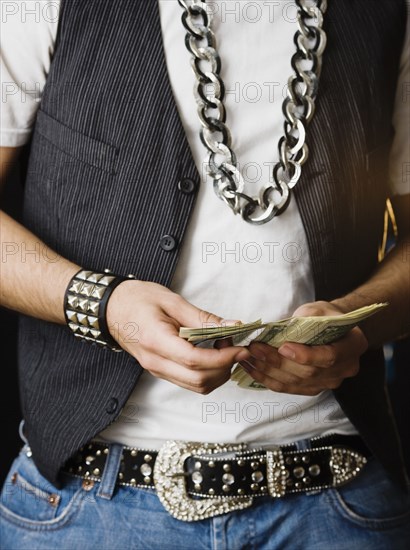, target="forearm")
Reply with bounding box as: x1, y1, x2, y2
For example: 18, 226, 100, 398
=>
0, 210, 79, 323
332, 236, 410, 348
